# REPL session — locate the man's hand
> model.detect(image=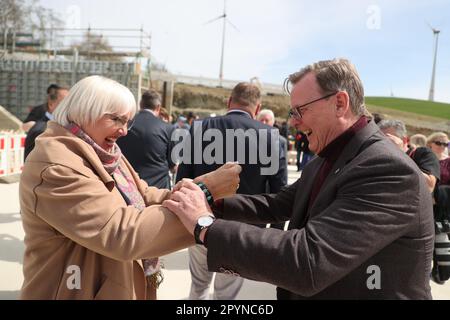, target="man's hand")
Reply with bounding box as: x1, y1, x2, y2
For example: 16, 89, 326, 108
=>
189, 162, 241, 200
163, 181, 213, 235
